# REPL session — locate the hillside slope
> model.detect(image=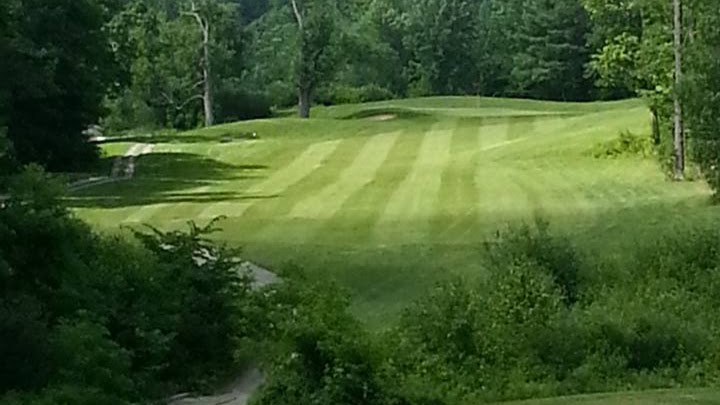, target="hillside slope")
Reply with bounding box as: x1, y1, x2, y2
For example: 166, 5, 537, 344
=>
71, 97, 718, 324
